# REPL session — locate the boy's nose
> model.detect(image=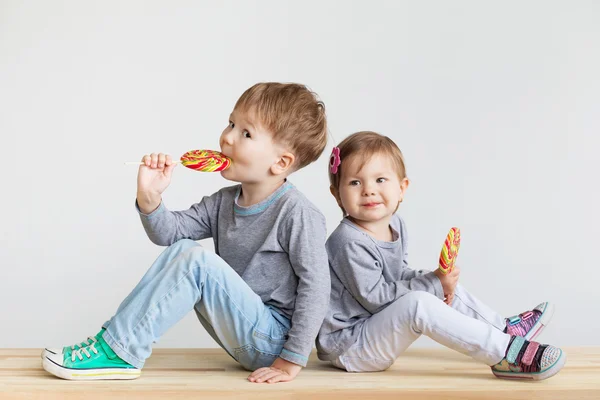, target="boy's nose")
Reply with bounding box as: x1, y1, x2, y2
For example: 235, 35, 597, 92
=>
220, 131, 234, 147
